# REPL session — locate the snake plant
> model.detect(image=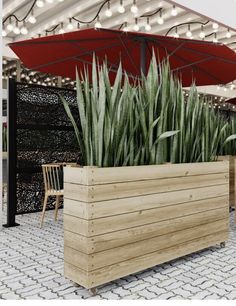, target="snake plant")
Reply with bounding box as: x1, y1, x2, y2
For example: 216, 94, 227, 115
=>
61, 54, 236, 167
